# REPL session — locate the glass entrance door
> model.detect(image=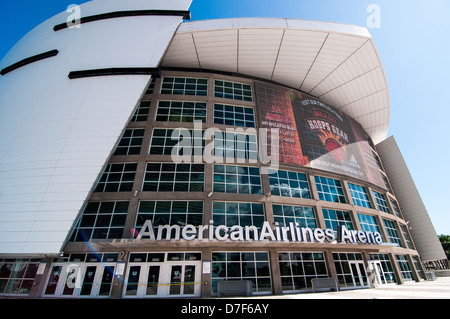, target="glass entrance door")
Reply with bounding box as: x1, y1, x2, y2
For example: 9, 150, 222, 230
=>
168, 264, 197, 297
124, 262, 201, 298
369, 261, 387, 286
43, 263, 115, 298
349, 261, 368, 287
